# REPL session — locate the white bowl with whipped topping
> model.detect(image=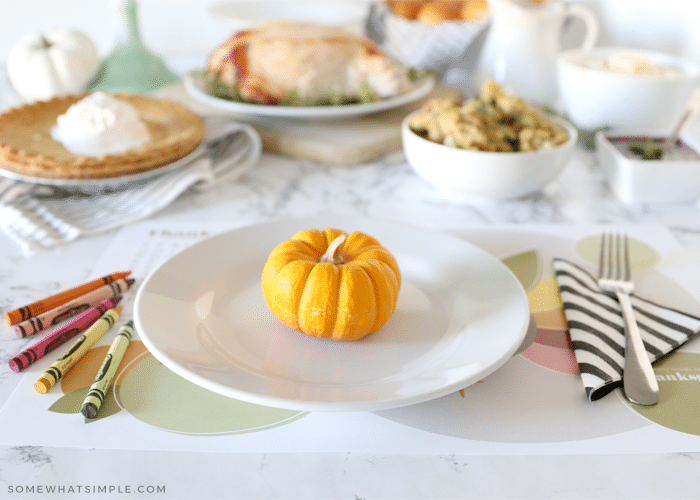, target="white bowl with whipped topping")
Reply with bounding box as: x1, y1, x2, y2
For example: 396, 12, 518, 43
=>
556, 47, 700, 132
